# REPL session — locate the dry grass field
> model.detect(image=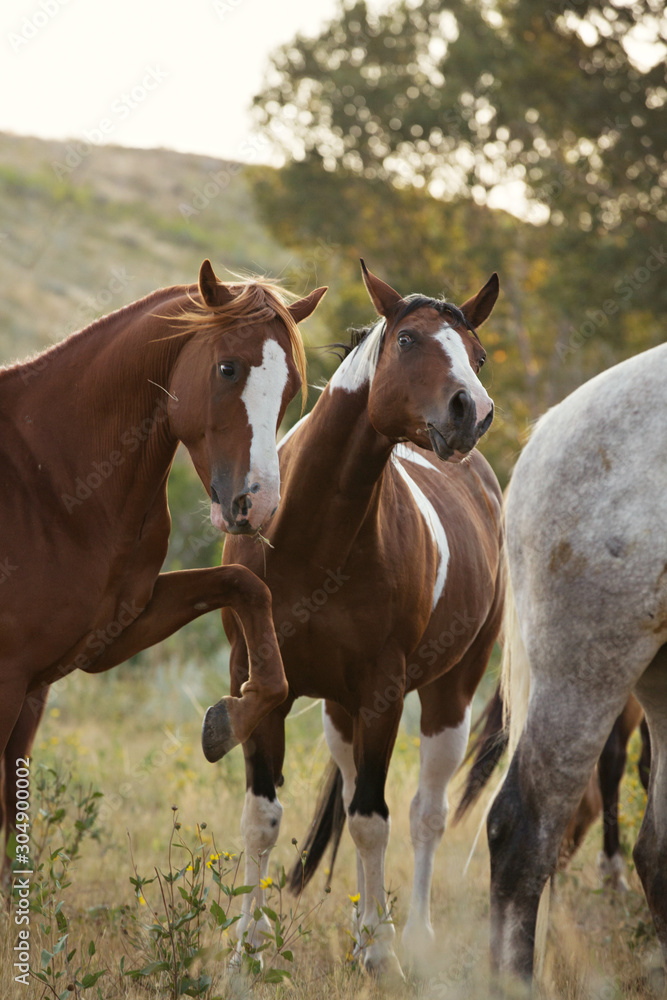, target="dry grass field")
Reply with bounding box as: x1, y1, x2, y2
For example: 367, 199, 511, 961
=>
1, 638, 660, 1000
